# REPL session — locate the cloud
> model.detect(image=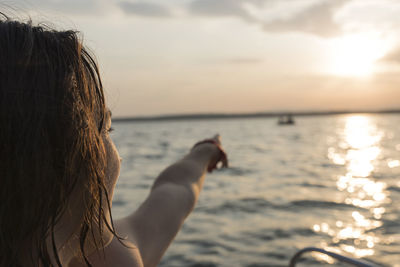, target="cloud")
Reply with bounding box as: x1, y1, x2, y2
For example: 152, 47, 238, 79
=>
118, 1, 172, 17
381, 47, 400, 64
188, 0, 351, 37
12, 0, 352, 37
188, 0, 257, 22
263, 0, 351, 37
188, 0, 276, 22
8, 0, 173, 17
9, 0, 111, 15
